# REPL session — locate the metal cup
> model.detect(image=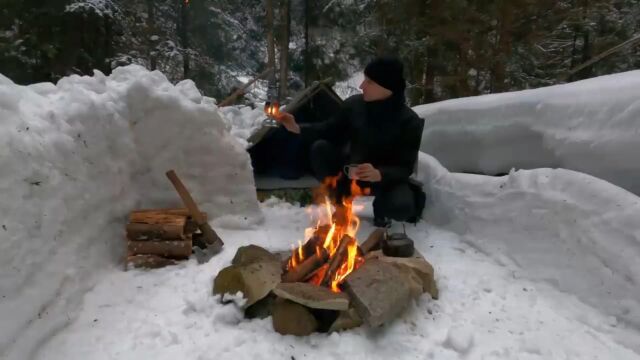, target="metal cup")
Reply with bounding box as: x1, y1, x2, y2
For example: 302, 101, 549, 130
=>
343, 164, 359, 179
